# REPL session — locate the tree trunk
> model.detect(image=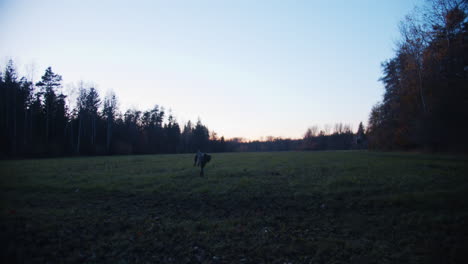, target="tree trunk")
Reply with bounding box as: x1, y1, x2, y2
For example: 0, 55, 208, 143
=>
29, 108, 33, 144
76, 114, 82, 155
24, 109, 27, 147
92, 115, 96, 146
46, 102, 49, 145
417, 66, 427, 114
70, 120, 74, 153
106, 118, 112, 154
12, 86, 17, 155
